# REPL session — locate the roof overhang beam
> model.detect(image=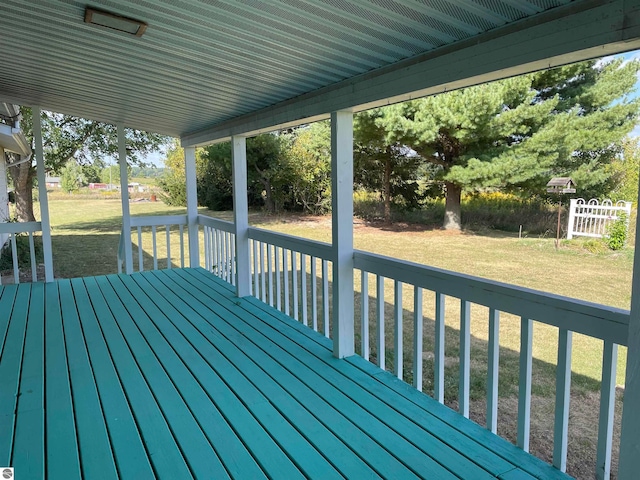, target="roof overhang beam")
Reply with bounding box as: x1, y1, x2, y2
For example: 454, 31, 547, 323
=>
181, 0, 640, 147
